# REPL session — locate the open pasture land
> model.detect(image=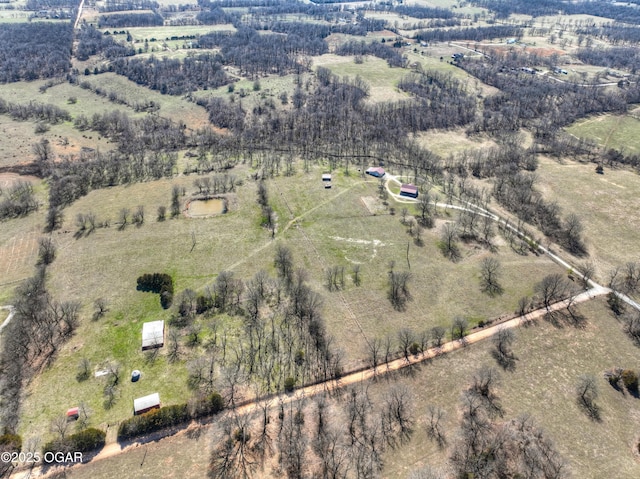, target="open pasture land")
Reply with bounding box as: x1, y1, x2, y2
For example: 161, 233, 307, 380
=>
0, 79, 141, 164
17, 162, 564, 441
18, 172, 269, 440
566, 114, 640, 156
536, 155, 640, 277
192, 73, 301, 113
416, 128, 498, 157
403, 48, 501, 95
0, 174, 46, 290
265, 168, 565, 364
377, 297, 640, 479
0, 10, 31, 23
412, 0, 488, 16
119, 24, 236, 43
312, 54, 410, 102
64, 297, 640, 479
79, 72, 211, 130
